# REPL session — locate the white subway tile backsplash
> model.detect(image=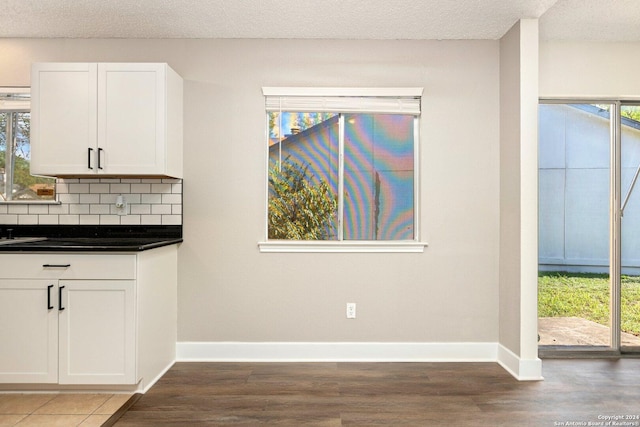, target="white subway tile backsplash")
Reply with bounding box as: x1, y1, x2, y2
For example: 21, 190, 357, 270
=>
151, 183, 172, 194
69, 183, 90, 193
125, 194, 141, 204
90, 204, 111, 215
48, 204, 69, 215
18, 215, 38, 225
80, 193, 100, 204
131, 184, 151, 193
151, 204, 171, 215
141, 194, 162, 204
38, 215, 59, 225
2, 178, 182, 226
59, 215, 80, 225
120, 215, 141, 225
59, 194, 80, 204
110, 183, 131, 194
70, 204, 90, 215
131, 204, 151, 215
8, 205, 28, 214
0, 214, 18, 224
161, 194, 182, 204
28, 205, 49, 215
101, 194, 118, 204
99, 215, 120, 225
89, 183, 110, 194
161, 215, 182, 225
56, 183, 70, 194
79, 215, 100, 224
143, 215, 162, 224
